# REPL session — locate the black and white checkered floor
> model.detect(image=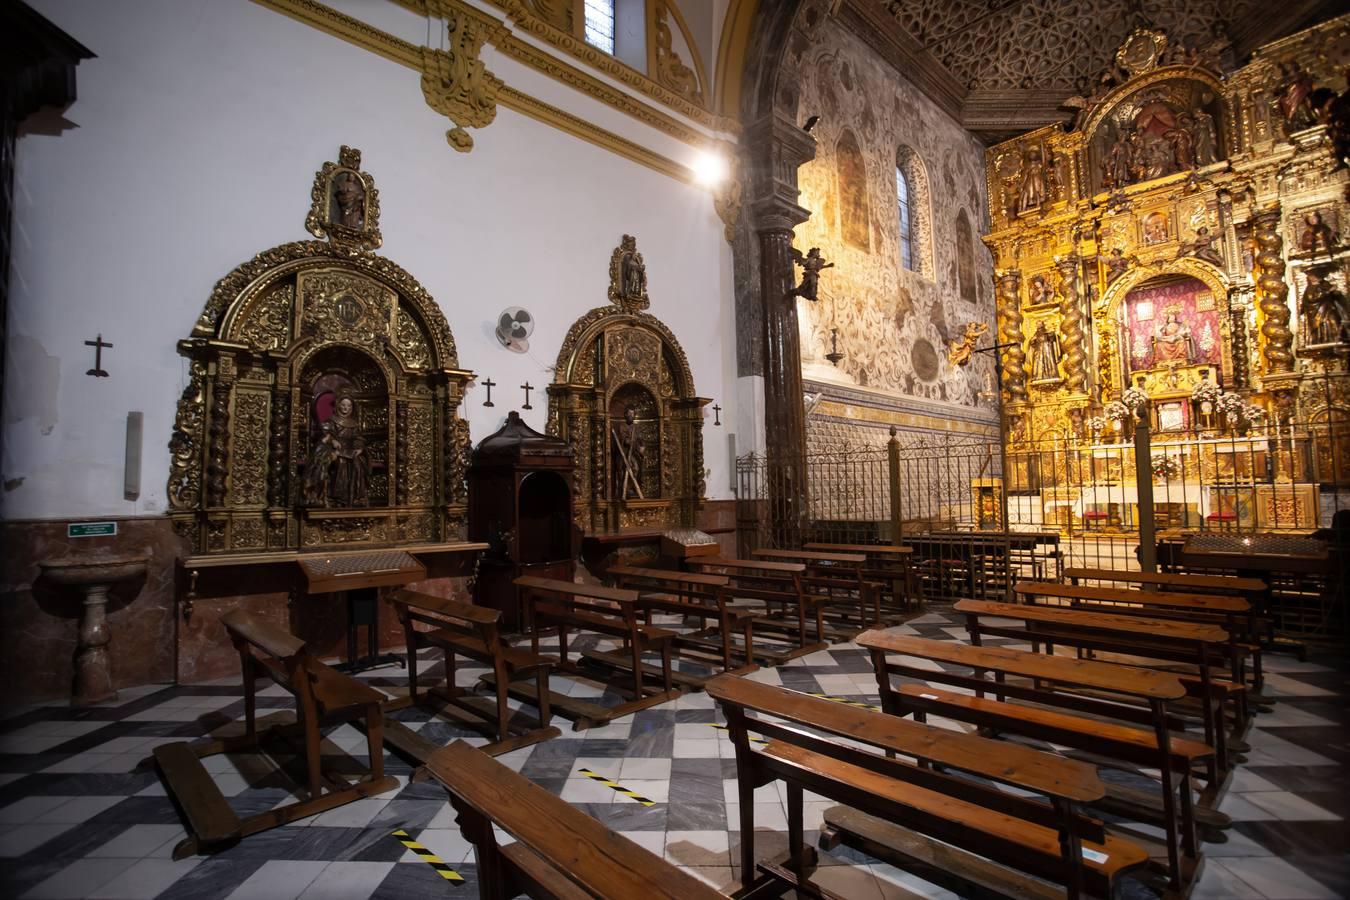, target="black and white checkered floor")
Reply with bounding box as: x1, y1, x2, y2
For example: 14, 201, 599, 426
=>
1, 606, 1346, 899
